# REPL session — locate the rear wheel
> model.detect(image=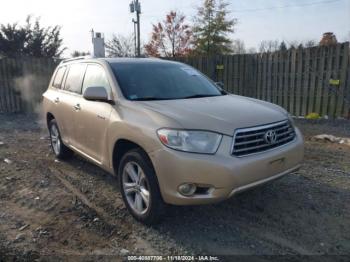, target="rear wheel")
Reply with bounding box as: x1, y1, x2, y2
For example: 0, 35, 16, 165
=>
119, 148, 165, 225
49, 119, 73, 159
